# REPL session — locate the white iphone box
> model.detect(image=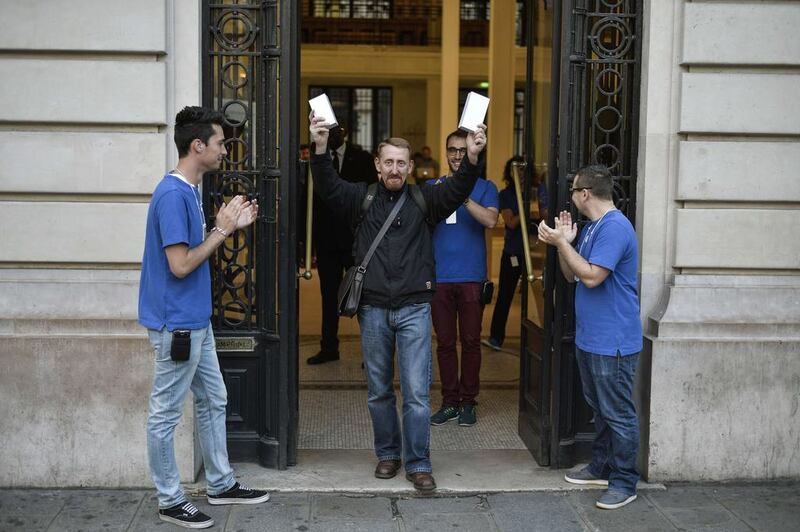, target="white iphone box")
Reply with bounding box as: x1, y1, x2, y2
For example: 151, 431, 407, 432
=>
309, 93, 338, 129
458, 92, 490, 132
